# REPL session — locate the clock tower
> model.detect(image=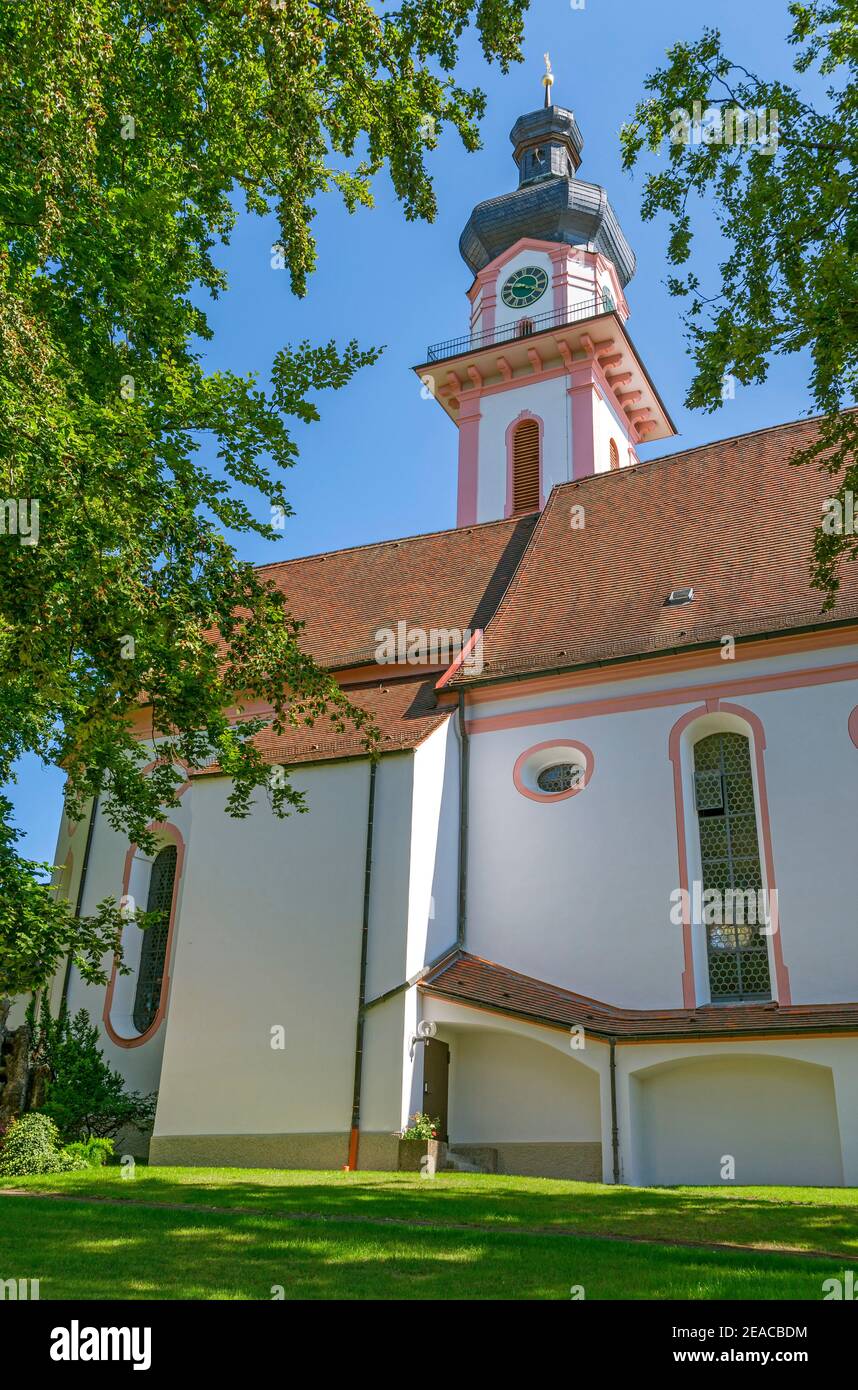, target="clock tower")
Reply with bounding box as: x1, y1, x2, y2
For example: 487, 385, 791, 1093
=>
416, 91, 675, 526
